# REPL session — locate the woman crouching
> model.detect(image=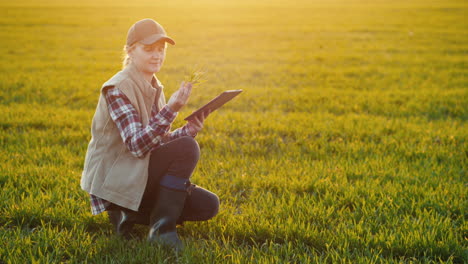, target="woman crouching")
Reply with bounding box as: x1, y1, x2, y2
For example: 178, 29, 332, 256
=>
80, 18, 219, 251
